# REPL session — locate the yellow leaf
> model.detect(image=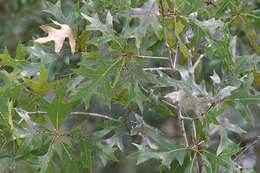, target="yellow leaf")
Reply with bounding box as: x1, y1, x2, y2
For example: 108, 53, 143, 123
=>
24, 67, 56, 95
253, 69, 260, 86
35, 20, 76, 54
